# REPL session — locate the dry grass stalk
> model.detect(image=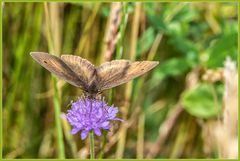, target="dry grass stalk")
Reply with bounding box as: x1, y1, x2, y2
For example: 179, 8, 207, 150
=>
75, 3, 101, 56
130, 2, 141, 60
49, 3, 62, 55
216, 57, 238, 159
202, 57, 238, 159
102, 2, 121, 61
